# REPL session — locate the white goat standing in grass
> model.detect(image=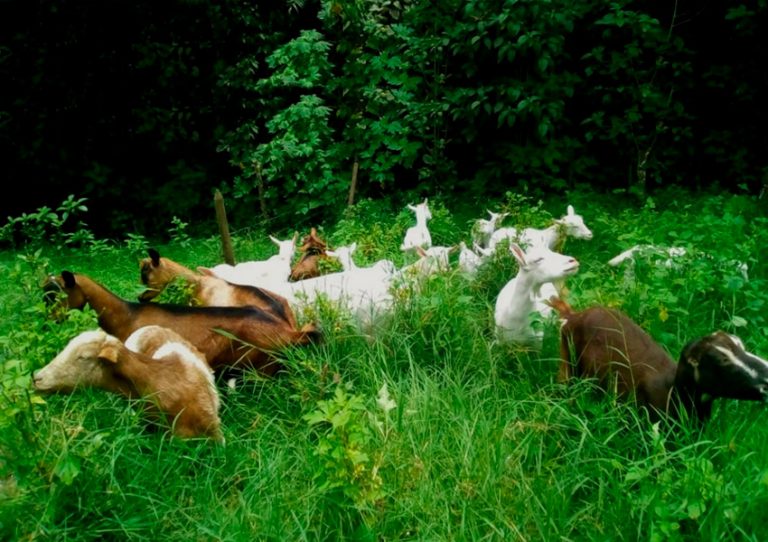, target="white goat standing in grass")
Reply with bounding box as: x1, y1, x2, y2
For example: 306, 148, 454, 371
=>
205, 233, 298, 289
472, 210, 509, 248
489, 205, 593, 253
400, 199, 432, 252
494, 243, 580, 348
